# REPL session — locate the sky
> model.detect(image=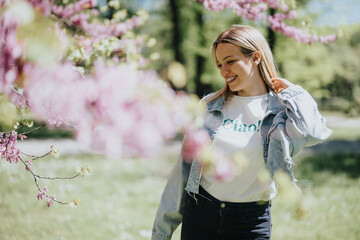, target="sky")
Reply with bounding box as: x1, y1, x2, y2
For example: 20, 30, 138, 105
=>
305, 0, 360, 26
